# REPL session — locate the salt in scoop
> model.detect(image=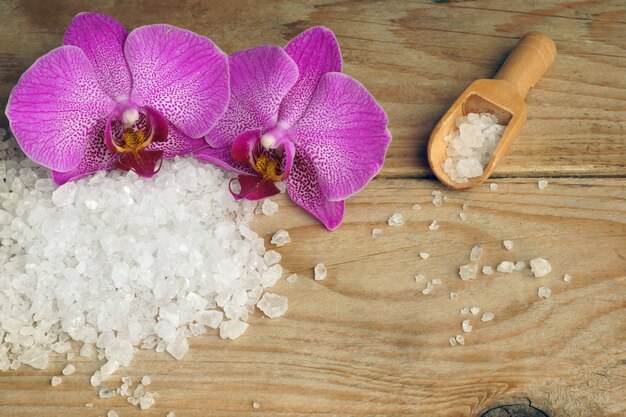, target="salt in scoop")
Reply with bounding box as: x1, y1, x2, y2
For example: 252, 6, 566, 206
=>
428, 32, 556, 190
